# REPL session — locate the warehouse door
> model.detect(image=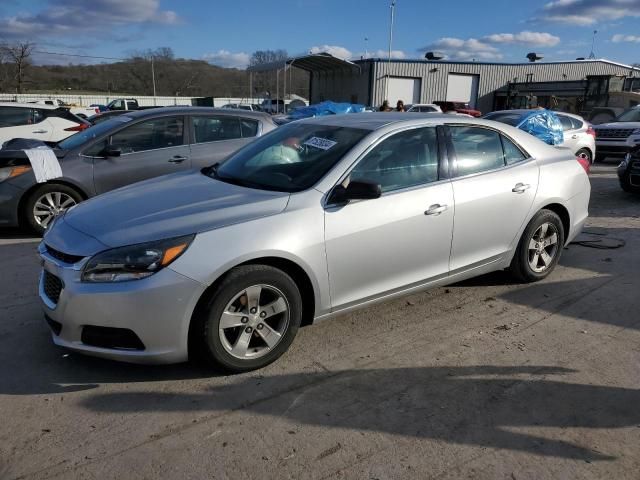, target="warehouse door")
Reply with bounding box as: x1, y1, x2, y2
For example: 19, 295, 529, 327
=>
446, 74, 479, 108
387, 77, 421, 104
